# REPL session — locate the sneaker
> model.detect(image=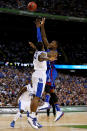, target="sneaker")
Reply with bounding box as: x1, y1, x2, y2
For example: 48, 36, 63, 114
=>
54, 111, 64, 122
10, 120, 15, 128
37, 102, 51, 110
36, 121, 43, 128
28, 117, 38, 129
